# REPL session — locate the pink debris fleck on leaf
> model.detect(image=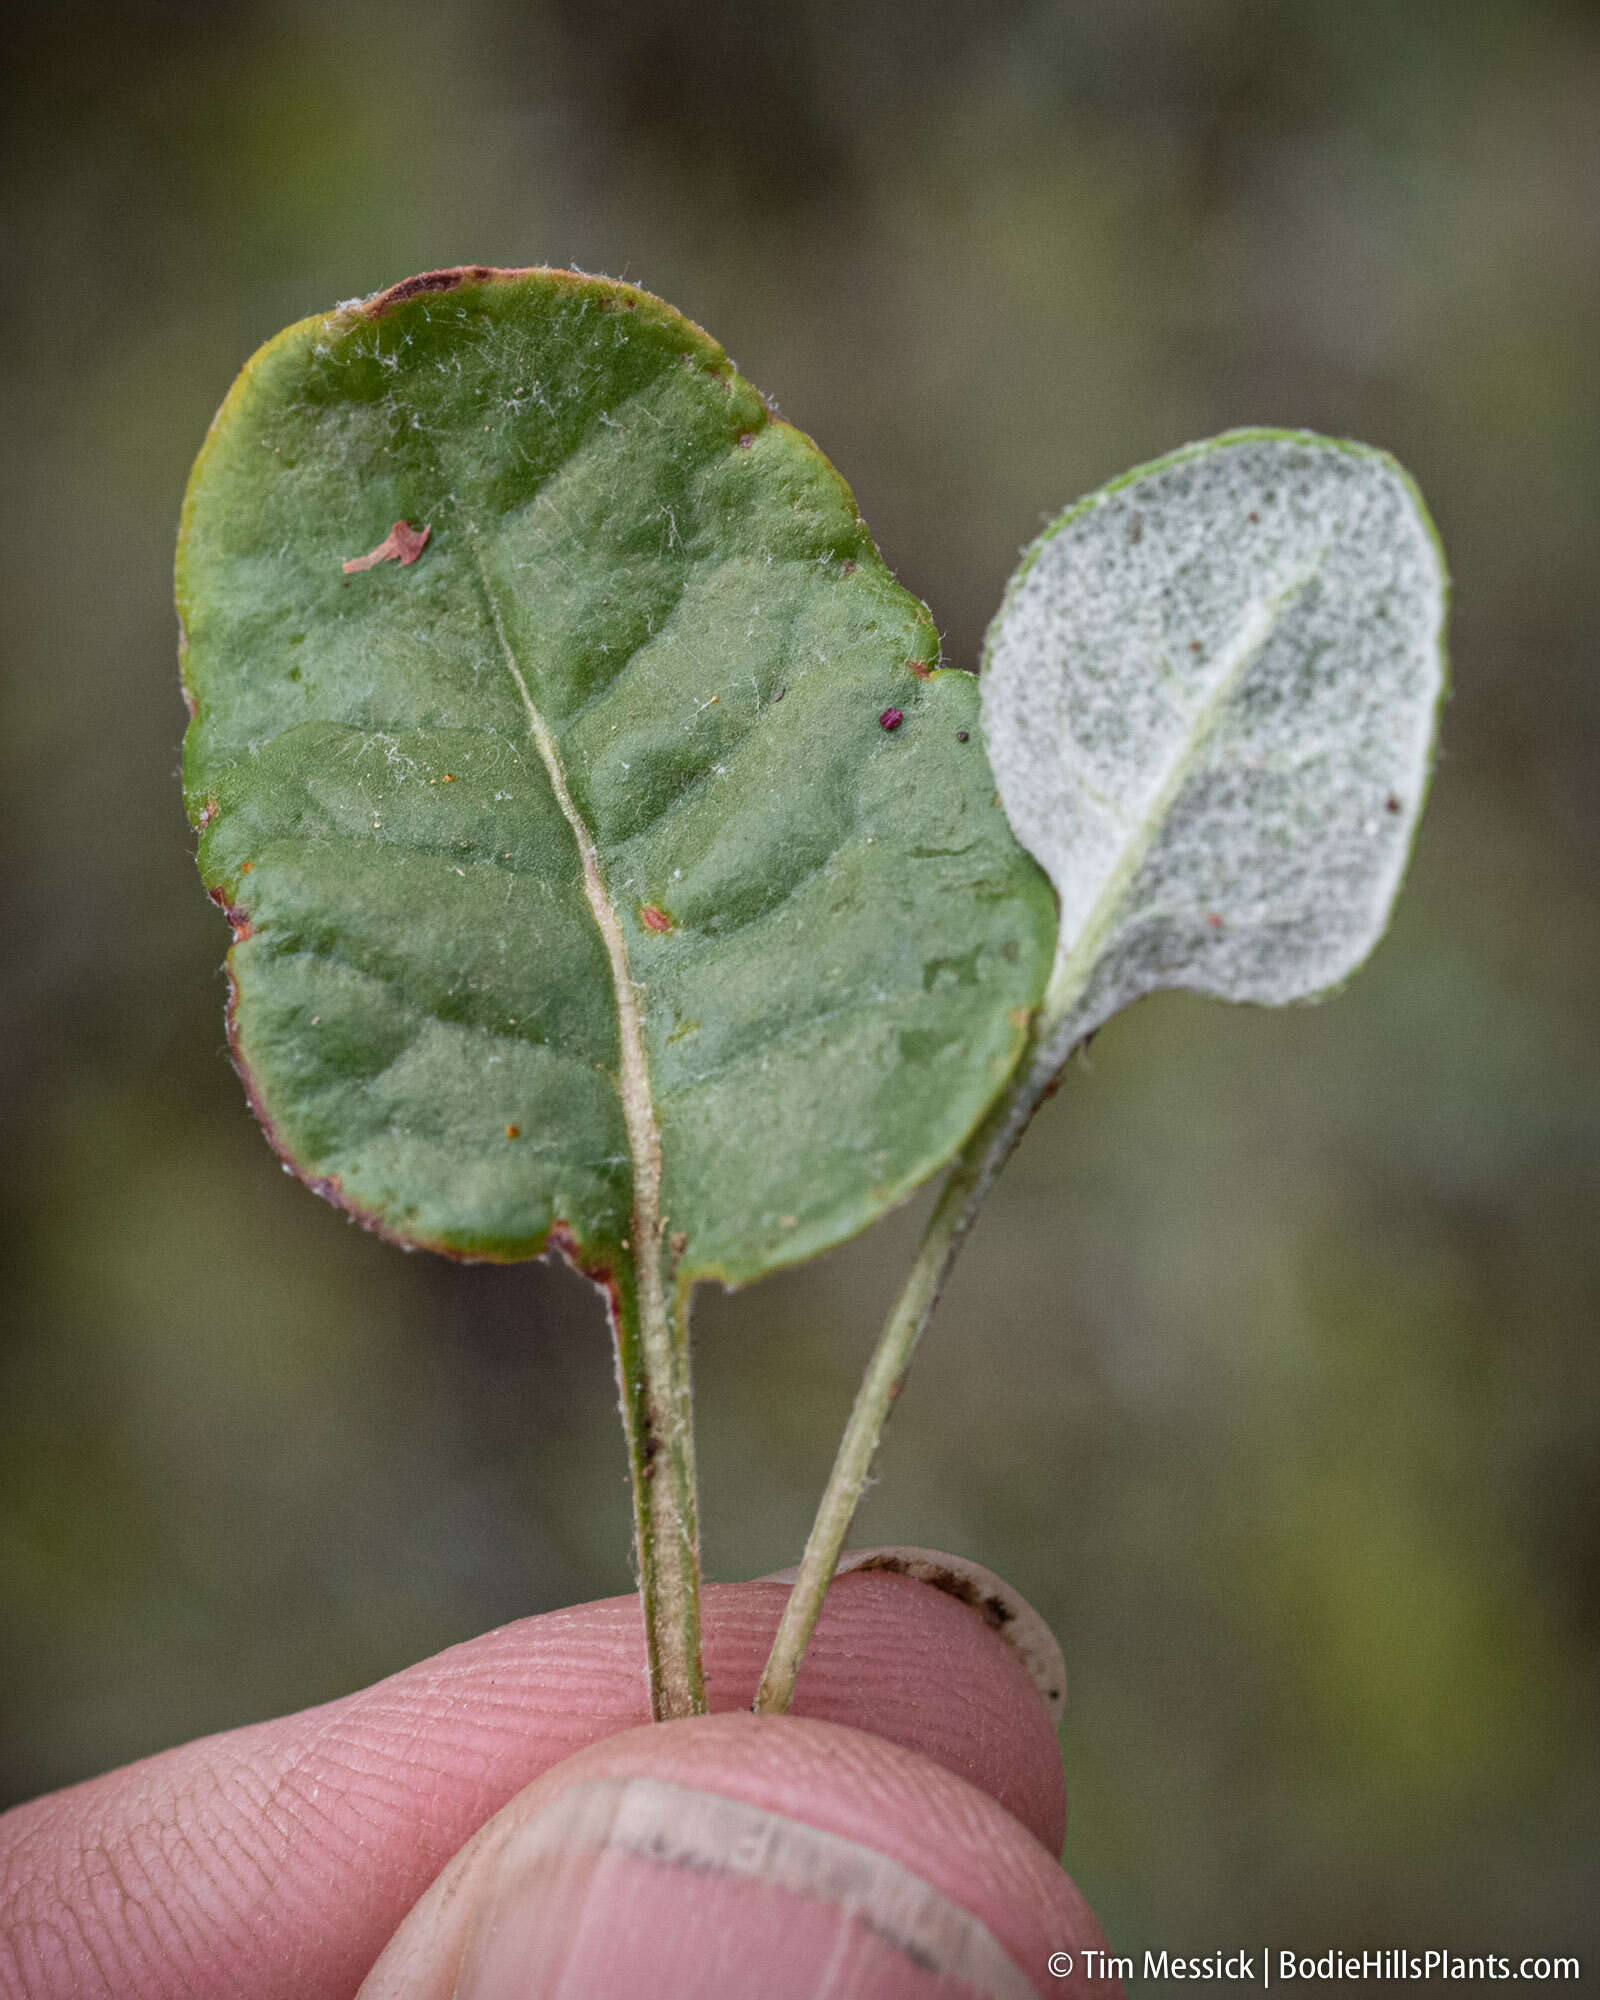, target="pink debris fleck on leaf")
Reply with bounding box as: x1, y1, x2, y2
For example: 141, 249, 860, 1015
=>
342, 521, 431, 574
879, 707, 904, 732
640, 904, 674, 933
